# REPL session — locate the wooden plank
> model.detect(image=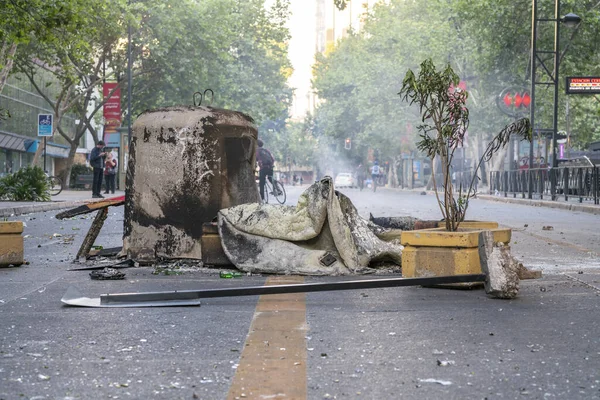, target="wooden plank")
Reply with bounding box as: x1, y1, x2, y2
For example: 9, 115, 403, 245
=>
56, 196, 125, 220
76, 208, 109, 260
